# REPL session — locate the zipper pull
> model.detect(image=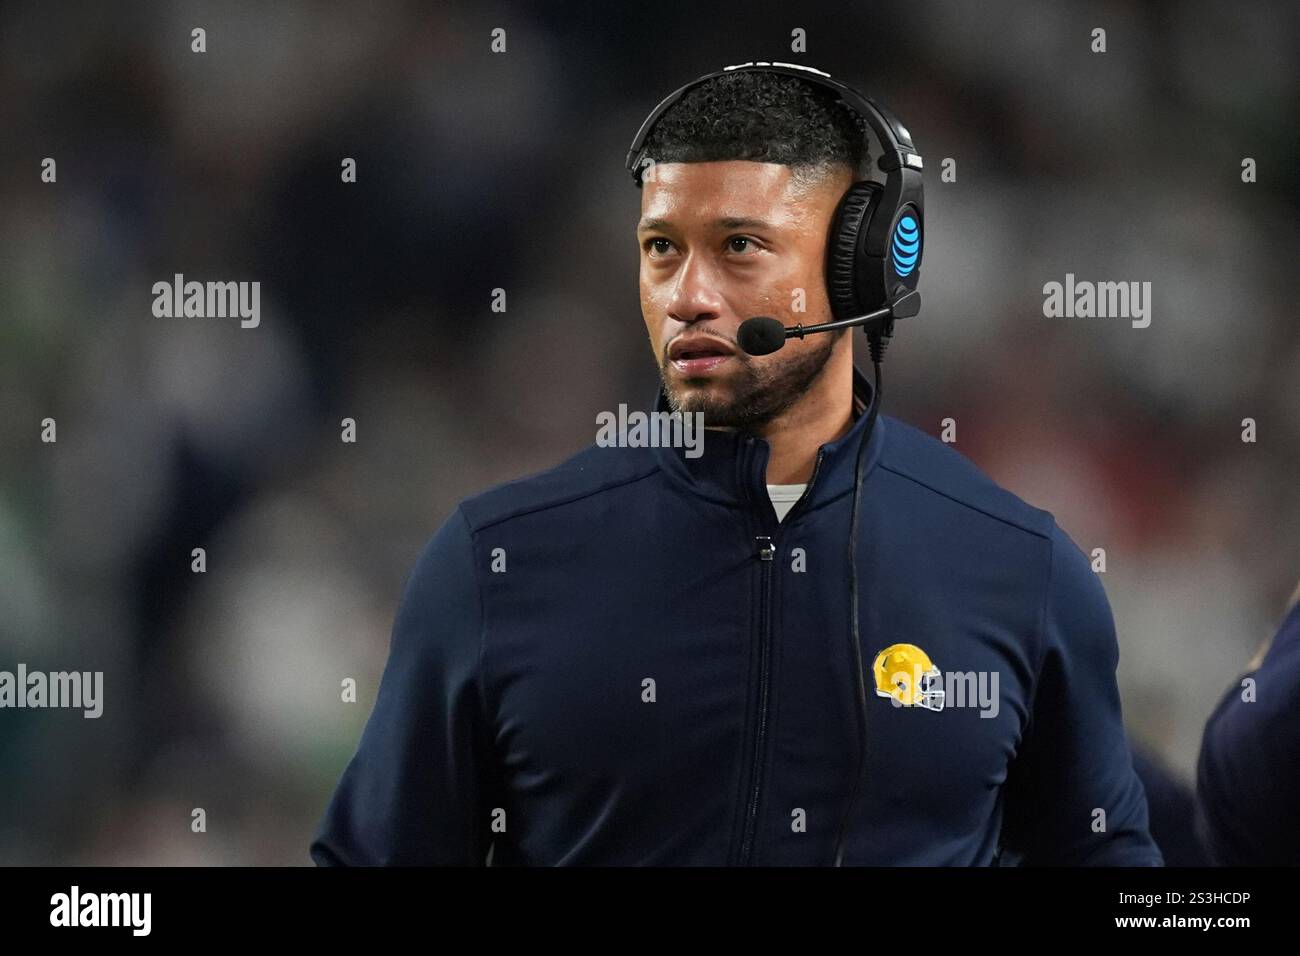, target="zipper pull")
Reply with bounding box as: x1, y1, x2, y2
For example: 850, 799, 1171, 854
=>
755, 535, 775, 561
